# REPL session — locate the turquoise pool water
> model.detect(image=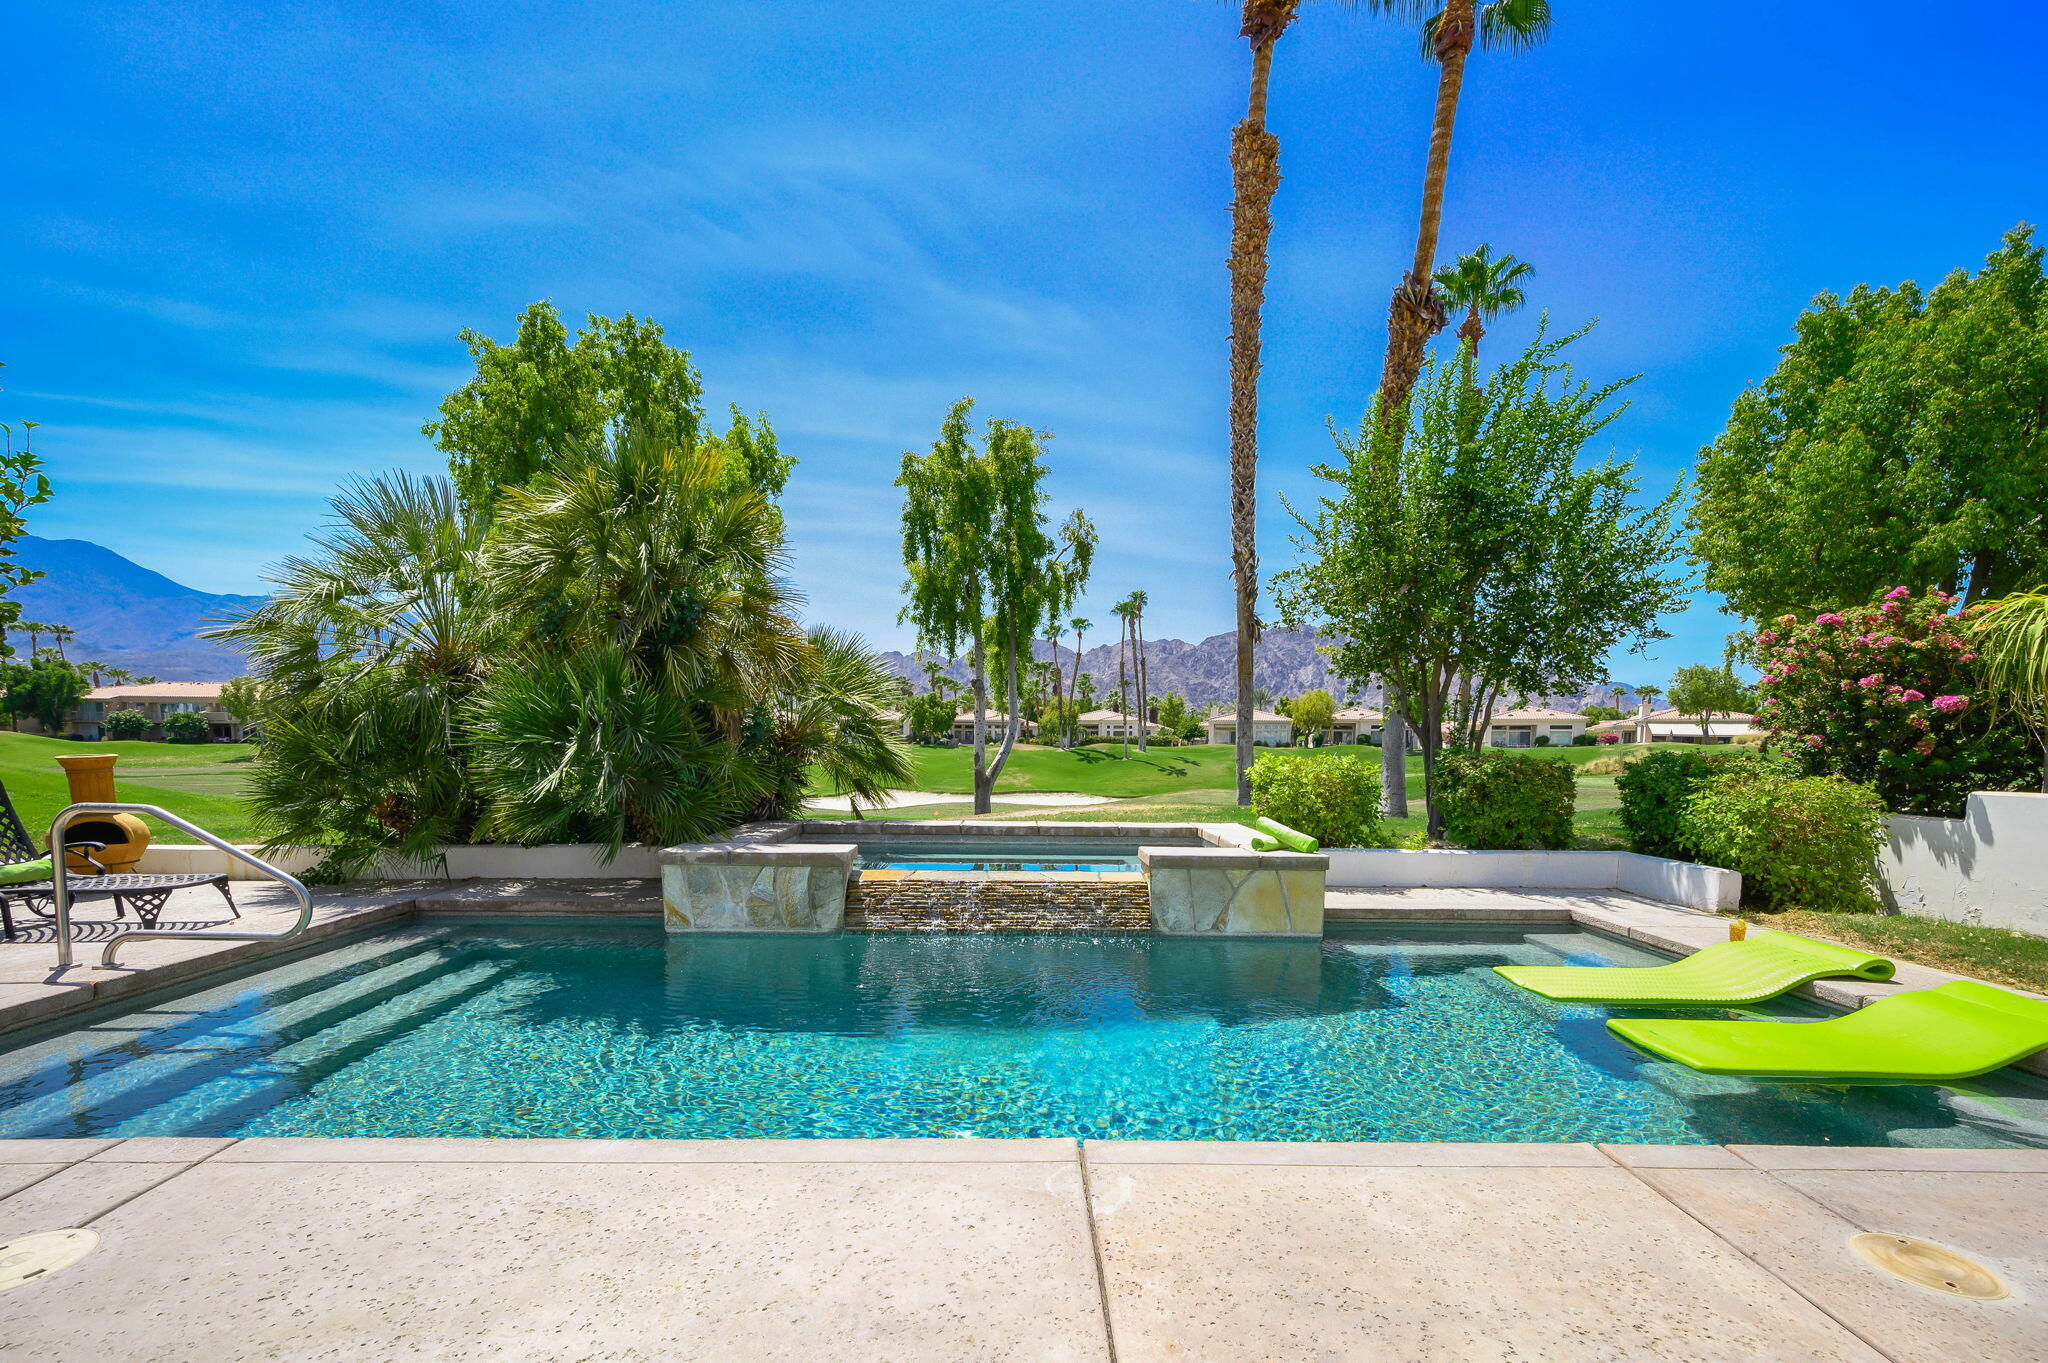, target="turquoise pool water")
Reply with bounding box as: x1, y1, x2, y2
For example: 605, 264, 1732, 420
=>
2, 919, 2045, 1145
850, 838, 1160, 871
